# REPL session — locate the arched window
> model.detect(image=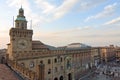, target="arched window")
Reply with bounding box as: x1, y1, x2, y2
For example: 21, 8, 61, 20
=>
67, 59, 71, 69
60, 57, 63, 62
61, 66, 63, 70
40, 60, 43, 64
54, 58, 57, 63
17, 23, 19, 27
59, 76, 63, 80
55, 67, 57, 72
21, 23, 24, 27
48, 59, 51, 64
48, 69, 51, 74
54, 78, 58, 80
